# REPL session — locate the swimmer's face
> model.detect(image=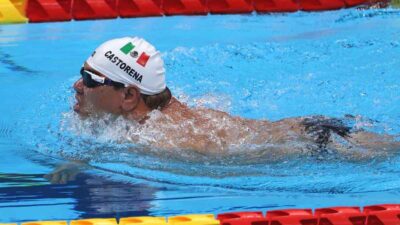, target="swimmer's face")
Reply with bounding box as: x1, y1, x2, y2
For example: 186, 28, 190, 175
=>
73, 63, 138, 116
